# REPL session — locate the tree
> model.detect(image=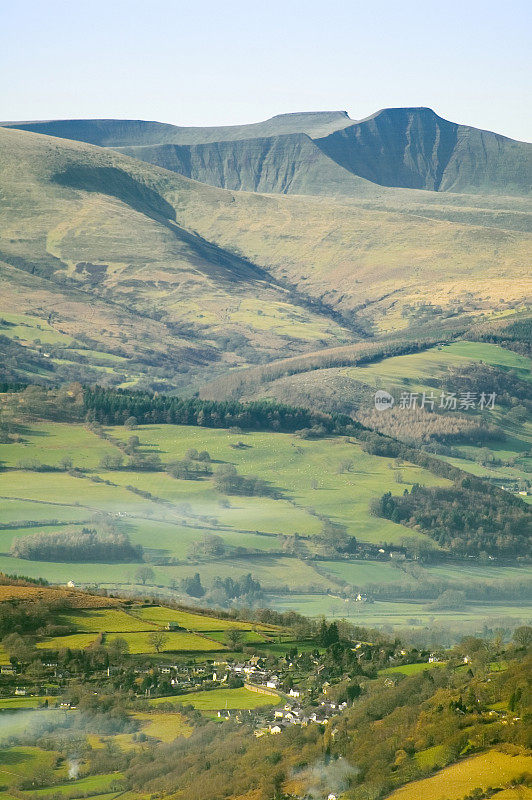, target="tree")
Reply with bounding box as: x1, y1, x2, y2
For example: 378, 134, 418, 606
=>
148, 631, 169, 654
99, 453, 124, 470
432, 590, 466, 610
2, 632, 34, 664
181, 572, 205, 598
513, 625, 532, 648
135, 565, 155, 586
107, 636, 130, 661
226, 627, 244, 651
